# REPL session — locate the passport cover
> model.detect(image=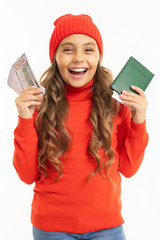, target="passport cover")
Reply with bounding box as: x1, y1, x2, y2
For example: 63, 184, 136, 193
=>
110, 56, 154, 95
